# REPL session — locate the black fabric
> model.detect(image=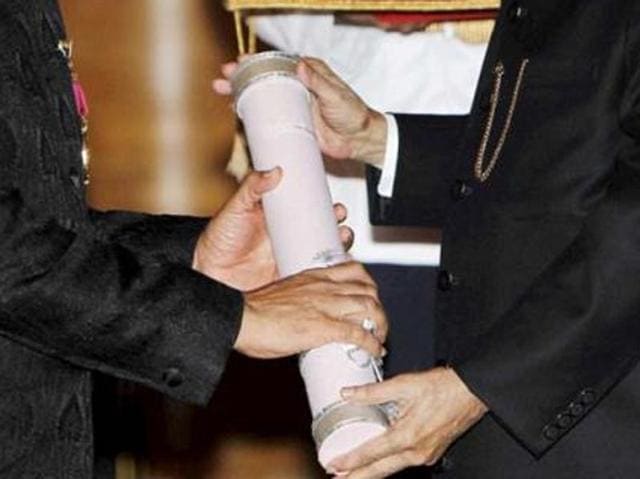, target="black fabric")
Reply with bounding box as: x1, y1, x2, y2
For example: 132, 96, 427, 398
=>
0, 1, 244, 476
367, 0, 640, 476
368, 263, 436, 479
366, 115, 467, 228
366, 264, 436, 377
